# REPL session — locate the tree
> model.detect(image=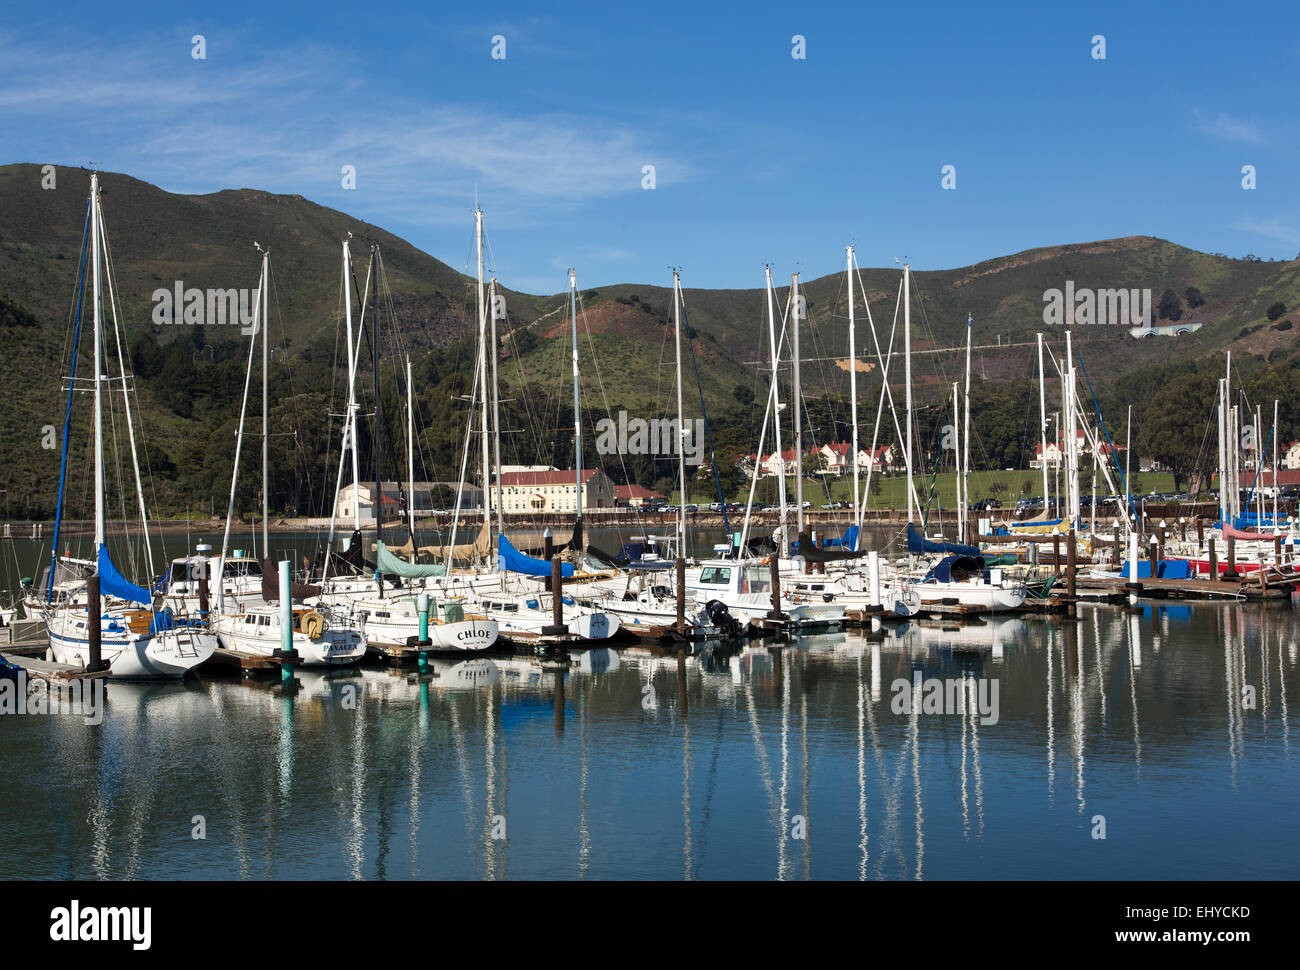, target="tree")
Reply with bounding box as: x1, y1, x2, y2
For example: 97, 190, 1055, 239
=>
1184, 286, 1205, 309
1022, 477, 1035, 497
989, 480, 1008, 503
1267, 301, 1287, 322
1157, 289, 1183, 322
